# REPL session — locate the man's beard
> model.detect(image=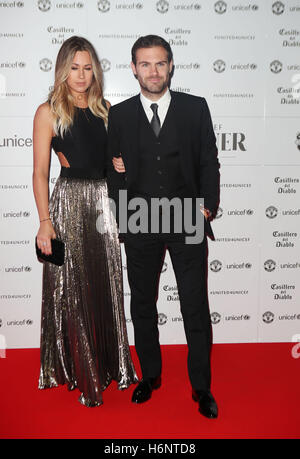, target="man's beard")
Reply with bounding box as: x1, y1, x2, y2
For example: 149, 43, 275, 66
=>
139, 77, 169, 95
